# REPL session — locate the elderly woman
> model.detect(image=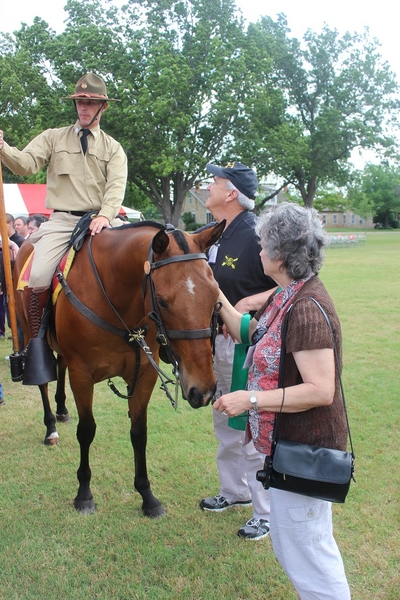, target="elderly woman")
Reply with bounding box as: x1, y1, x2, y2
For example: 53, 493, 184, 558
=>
214, 202, 351, 600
